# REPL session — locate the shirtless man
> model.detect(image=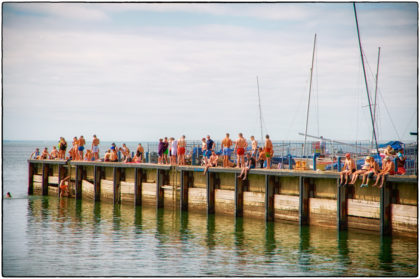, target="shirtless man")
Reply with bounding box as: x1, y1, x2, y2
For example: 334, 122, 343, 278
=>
234, 133, 248, 168
119, 143, 130, 161
264, 134, 273, 169
203, 151, 219, 175
30, 148, 40, 159
104, 150, 111, 162
91, 135, 100, 160
250, 136, 258, 158
221, 133, 233, 168
59, 176, 71, 198
50, 146, 59, 159
110, 149, 118, 162
40, 147, 50, 159
170, 137, 178, 165
349, 156, 371, 185
77, 136, 86, 161
136, 143, 144, 163
177, 135, 186, 165
339, 153, 356, 186
238, 153, 256, 181
360, 156, 380, 188
72, 137, 78, 159
373, 156, 395, 188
